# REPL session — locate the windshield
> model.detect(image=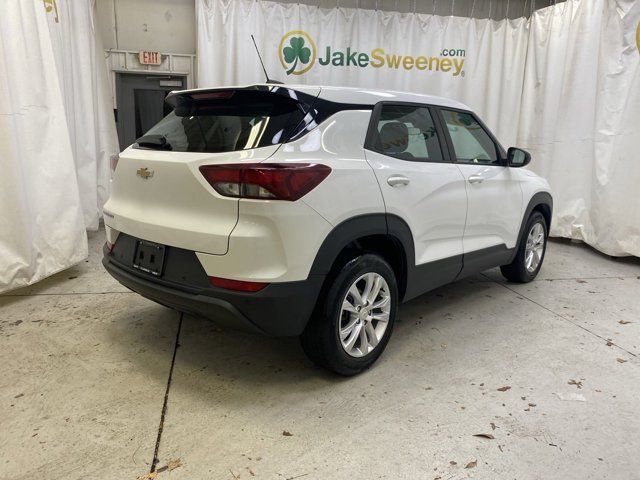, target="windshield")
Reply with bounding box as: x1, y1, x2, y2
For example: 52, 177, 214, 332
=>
139, 90, 310, 153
